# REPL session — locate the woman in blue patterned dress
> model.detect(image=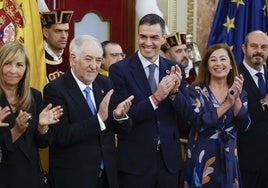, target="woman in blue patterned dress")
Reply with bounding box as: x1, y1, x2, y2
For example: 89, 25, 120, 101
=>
183, 43, 251, 188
